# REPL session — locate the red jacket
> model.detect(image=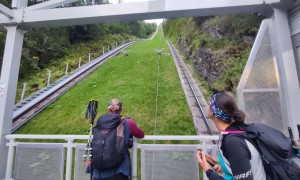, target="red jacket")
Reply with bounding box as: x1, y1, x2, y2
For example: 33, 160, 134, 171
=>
124, 118, 144, 138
